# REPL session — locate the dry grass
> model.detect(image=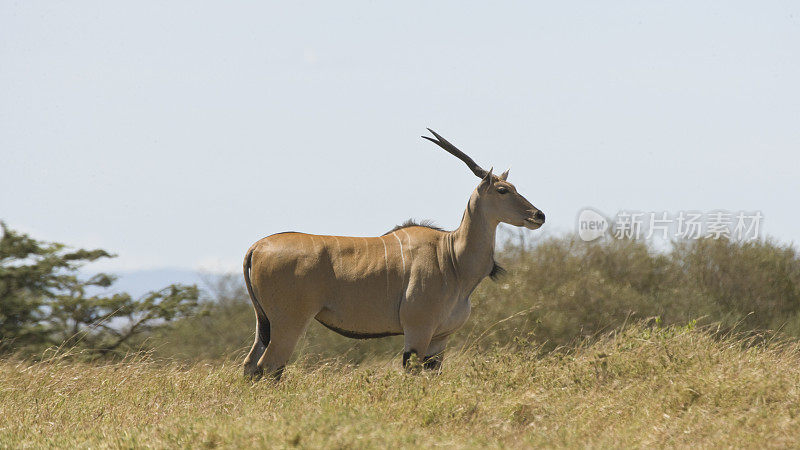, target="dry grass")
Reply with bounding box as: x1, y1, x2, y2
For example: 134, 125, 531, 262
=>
2, 323, 799, 448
